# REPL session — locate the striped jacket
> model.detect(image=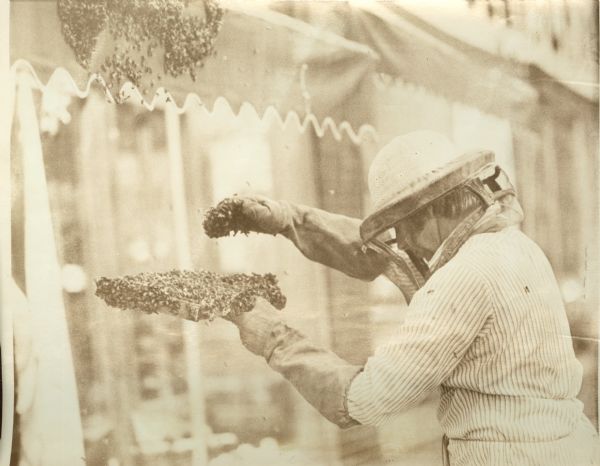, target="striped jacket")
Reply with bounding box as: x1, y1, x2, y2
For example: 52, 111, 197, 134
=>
347, 226, 600, 465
